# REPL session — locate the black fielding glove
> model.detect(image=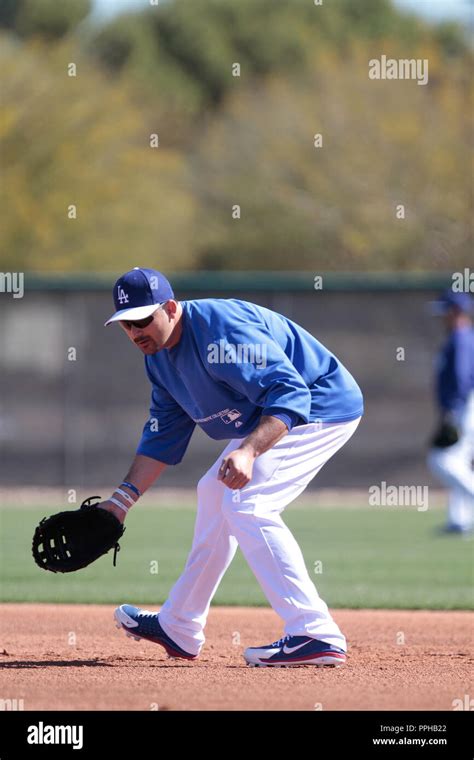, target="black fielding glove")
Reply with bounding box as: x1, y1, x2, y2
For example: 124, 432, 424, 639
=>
430, 414, 460, 449
32, 496, 126, 573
